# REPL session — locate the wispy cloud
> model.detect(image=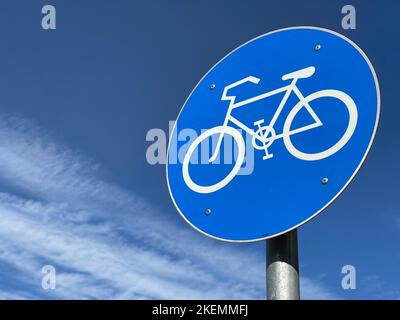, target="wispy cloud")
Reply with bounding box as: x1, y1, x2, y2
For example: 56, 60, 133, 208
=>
0, 115, 335, 299
300, 277, 339, 300
362, 275, 400, 299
